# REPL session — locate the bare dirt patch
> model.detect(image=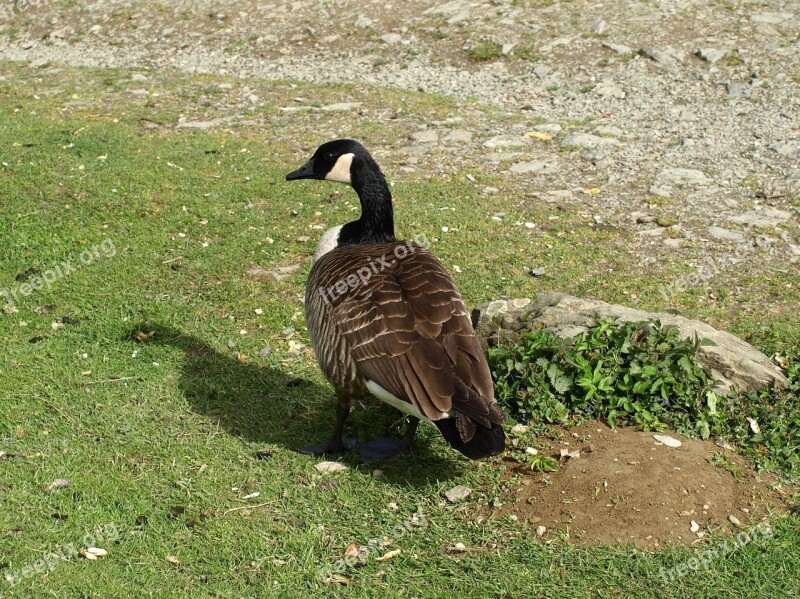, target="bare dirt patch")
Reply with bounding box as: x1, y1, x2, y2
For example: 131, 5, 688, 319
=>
485, 421, 792, 549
